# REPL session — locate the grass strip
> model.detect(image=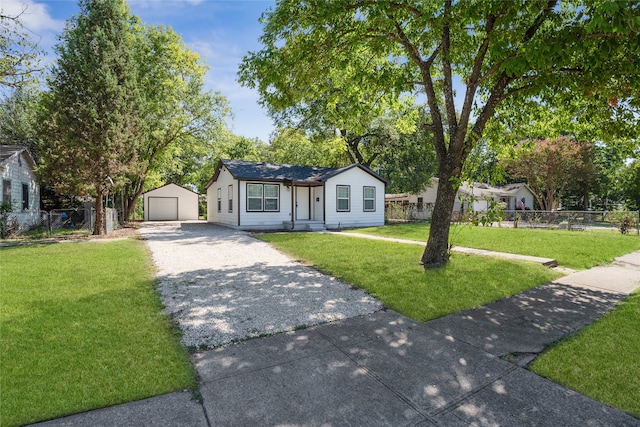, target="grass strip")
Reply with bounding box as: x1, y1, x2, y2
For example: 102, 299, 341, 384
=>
0, 240, 195, 427
348, 224, 640, 269
258, 233, 560, 321
530, 290, 640, 418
